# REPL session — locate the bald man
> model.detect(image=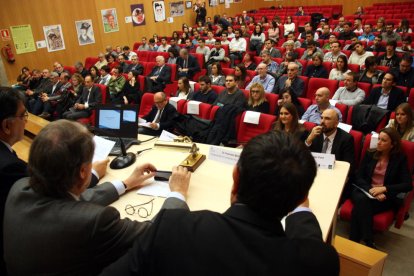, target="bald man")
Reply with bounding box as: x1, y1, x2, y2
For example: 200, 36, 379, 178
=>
245, 63, 275, 93
301, 87, 342, 124
306, 108, 355, 200
139, 92, 178, 136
